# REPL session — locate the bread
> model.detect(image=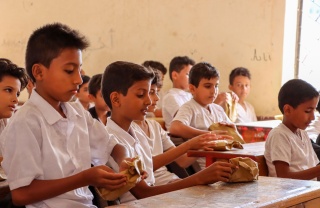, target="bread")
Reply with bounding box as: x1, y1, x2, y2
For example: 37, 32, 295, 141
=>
229, 157, 259, 182
208, 140, 243, 151
208, 123, 245, 144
